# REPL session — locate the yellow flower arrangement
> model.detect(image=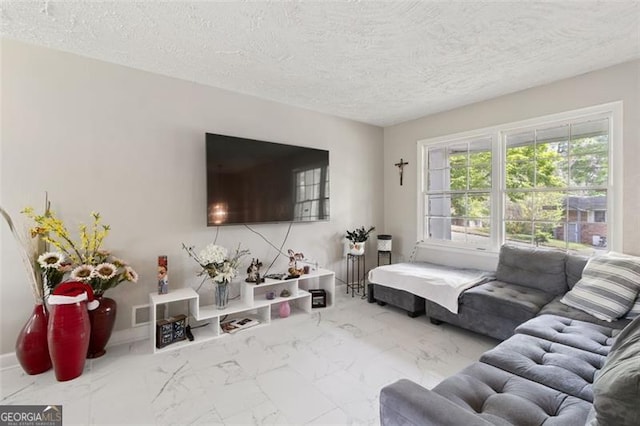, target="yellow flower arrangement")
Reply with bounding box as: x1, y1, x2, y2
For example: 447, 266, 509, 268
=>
23, 207, 138, 296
